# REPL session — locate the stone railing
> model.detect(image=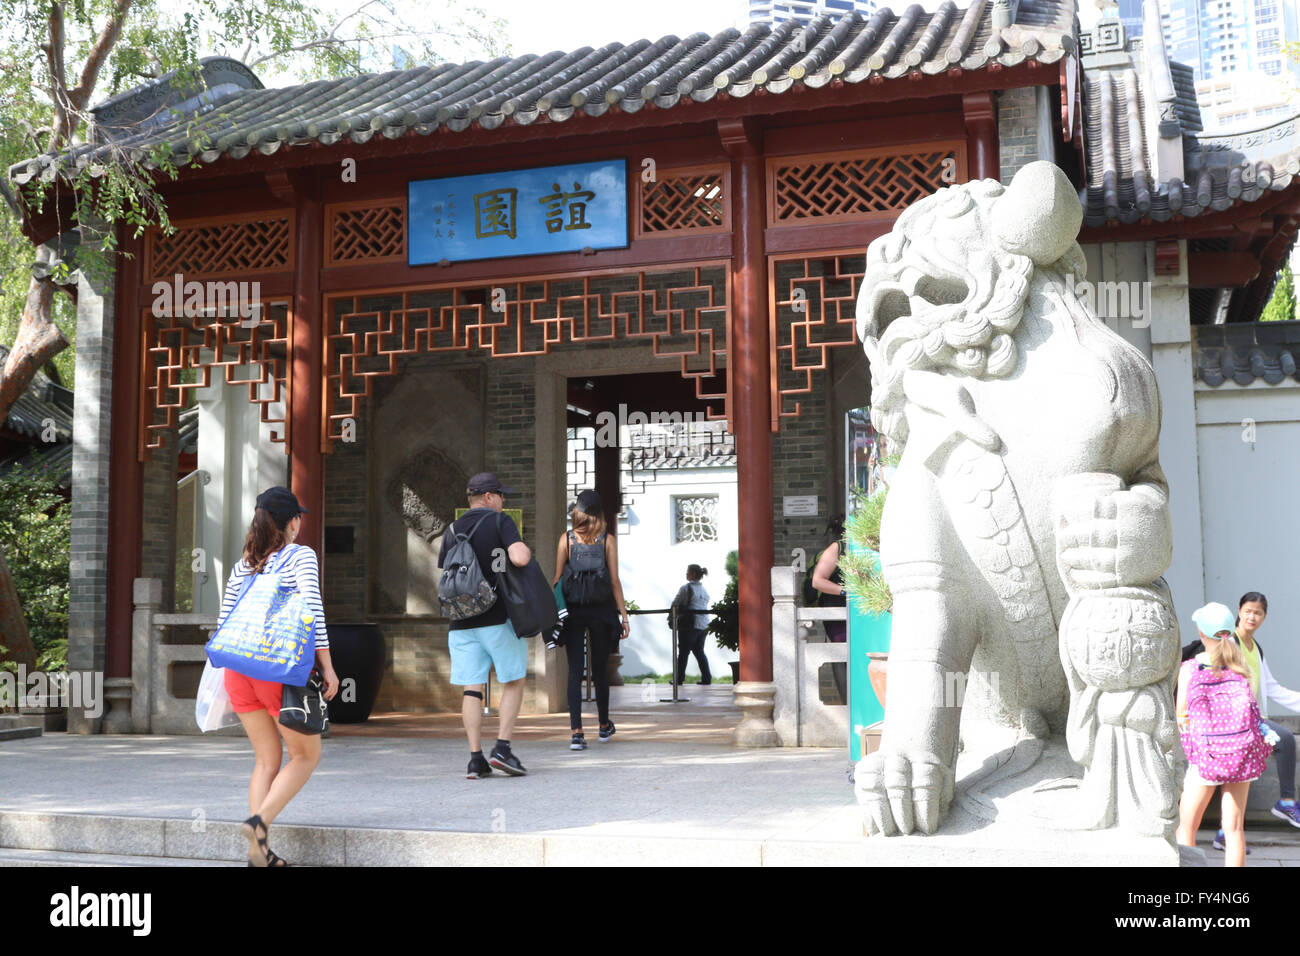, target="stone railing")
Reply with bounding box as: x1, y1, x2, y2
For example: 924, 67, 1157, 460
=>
131, 578, 227, 734
771, 566, 848, 748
